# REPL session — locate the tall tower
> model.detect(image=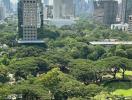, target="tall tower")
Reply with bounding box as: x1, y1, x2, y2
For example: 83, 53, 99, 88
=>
121, 0, 132, 23
121, 0, 126, 23
18, 0, 43, 43
103, 0, 118, 25
93, 0, 118, 25
128, 15, 132, 33
2, 0, 11, 13
43, 0, 49, 5
0, 1, 6, 20
74, 0, 94, 17
53, 0, 74, 19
